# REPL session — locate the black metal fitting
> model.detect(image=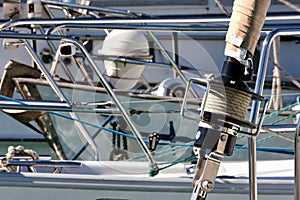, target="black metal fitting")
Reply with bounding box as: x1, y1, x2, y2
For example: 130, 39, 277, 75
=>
220, 56, 251, 92
194, 126, 221, 150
